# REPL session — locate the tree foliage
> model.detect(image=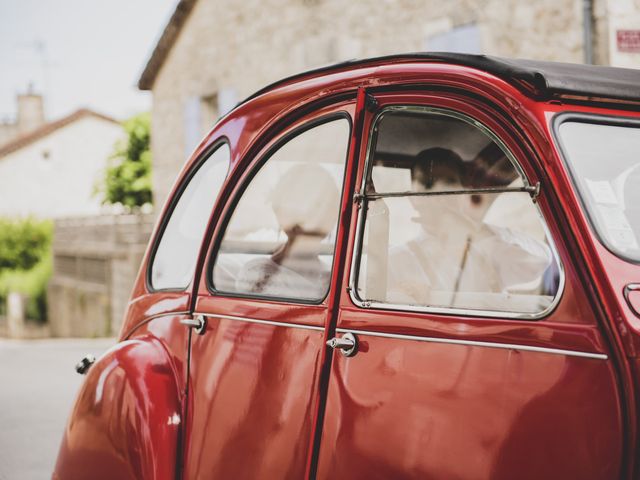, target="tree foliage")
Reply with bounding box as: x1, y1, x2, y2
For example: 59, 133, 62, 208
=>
0, 217, 52, 322
0, 217, 52, 271
0, 250, 52, 322
98, 112, 153, 208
